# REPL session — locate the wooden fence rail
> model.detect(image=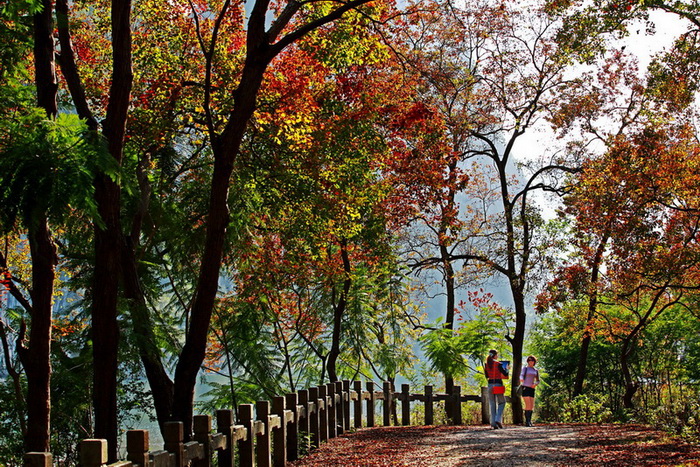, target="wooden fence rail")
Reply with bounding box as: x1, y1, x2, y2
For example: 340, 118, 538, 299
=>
24, 381, 507, 467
